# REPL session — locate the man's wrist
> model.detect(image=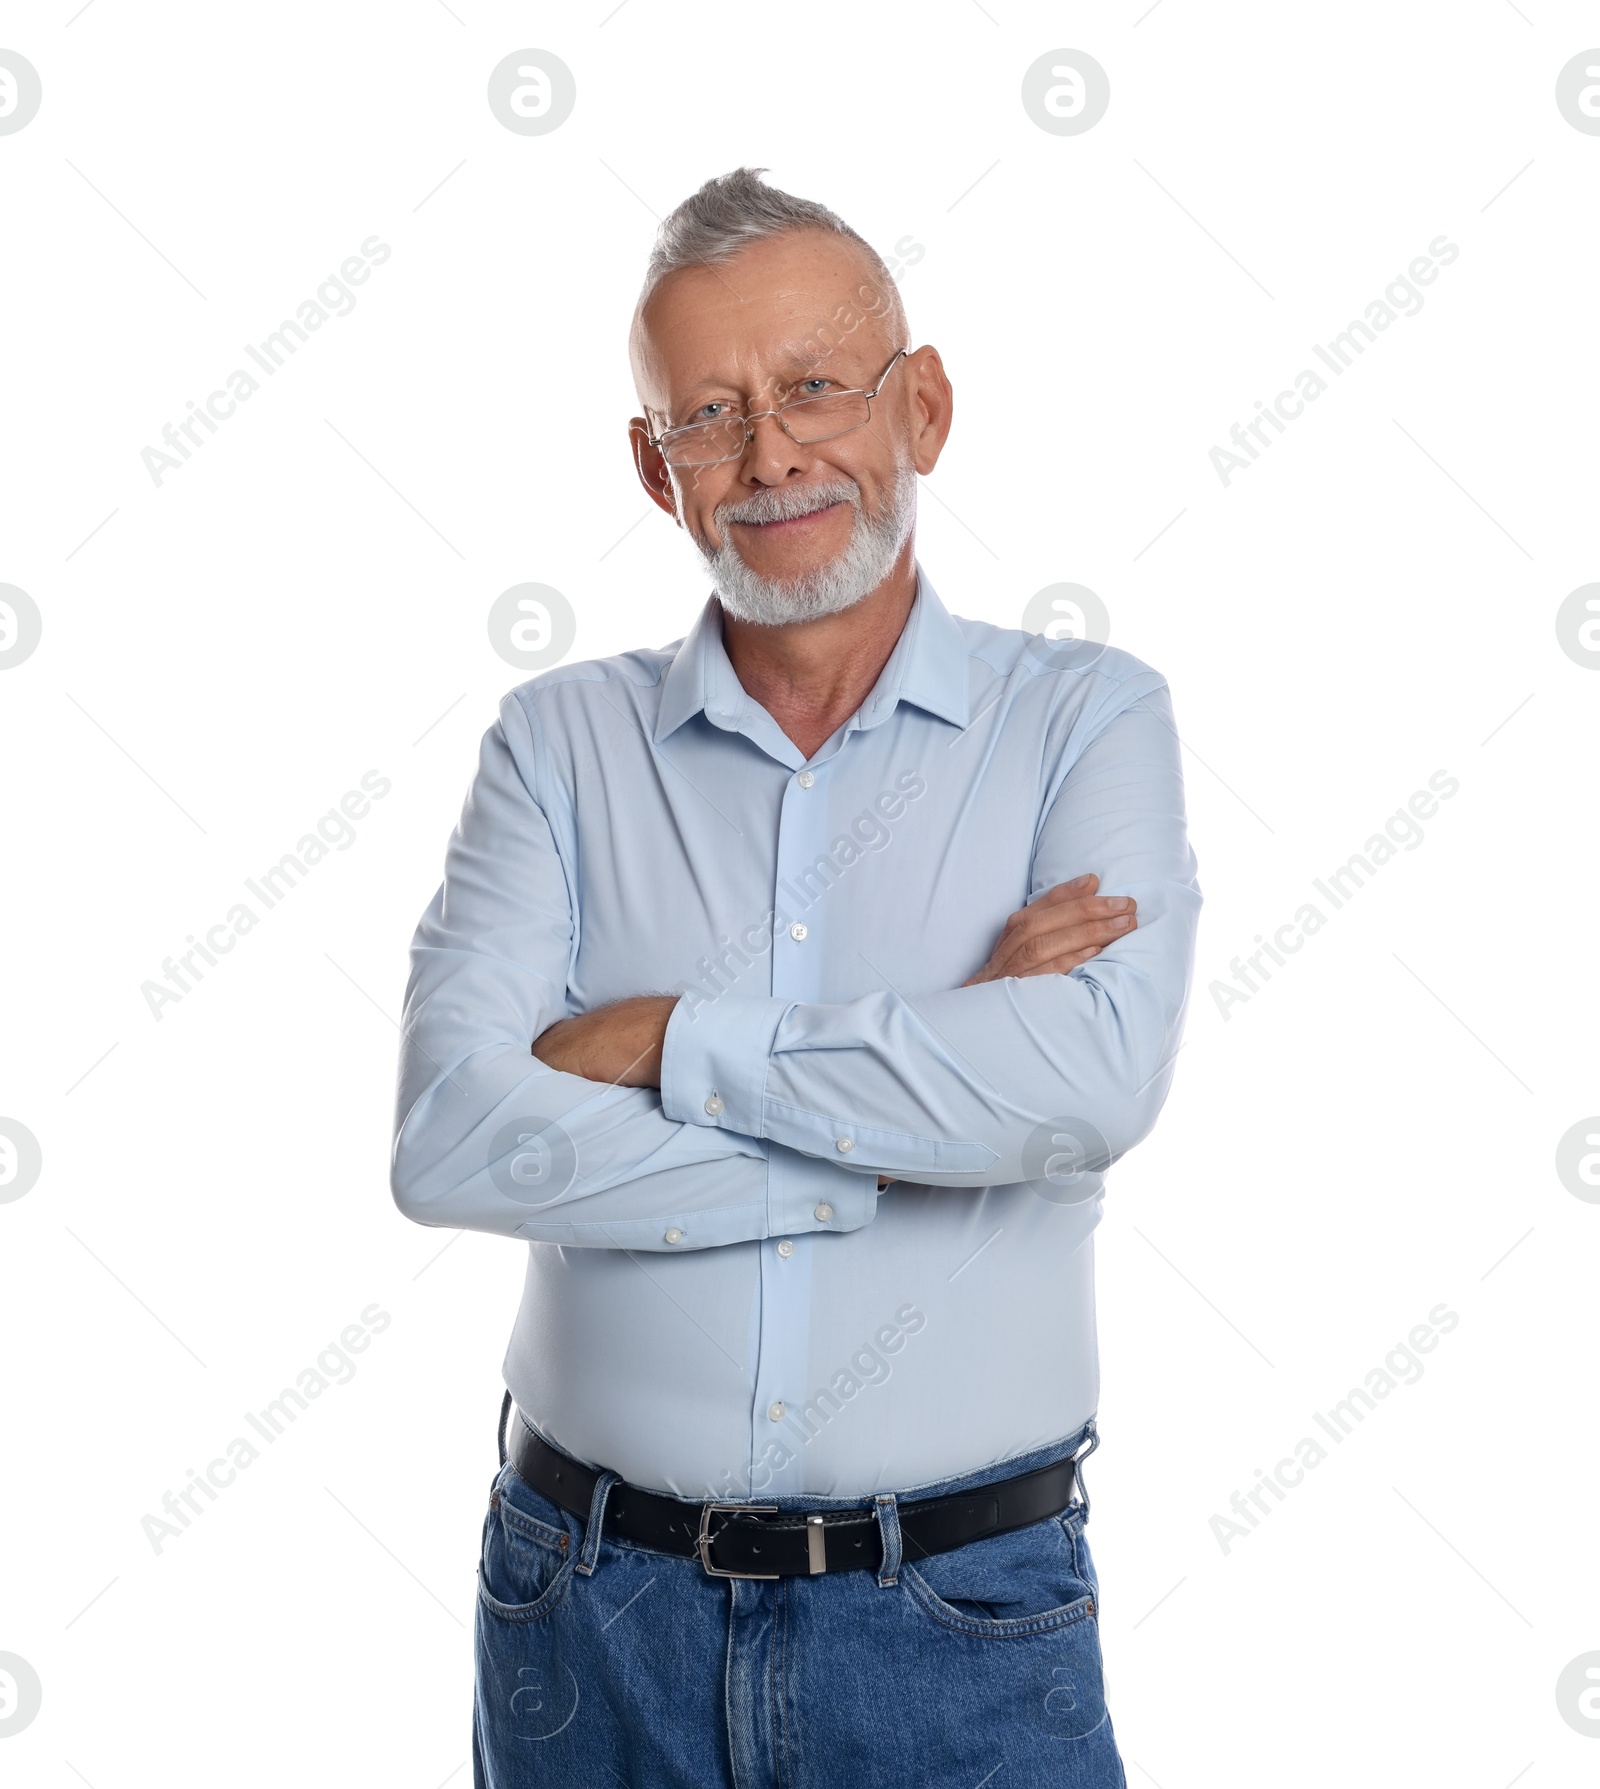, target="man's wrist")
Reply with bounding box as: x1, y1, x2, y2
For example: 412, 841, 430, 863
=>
622, 995, 678, 1088
531, 994, 679, 1087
